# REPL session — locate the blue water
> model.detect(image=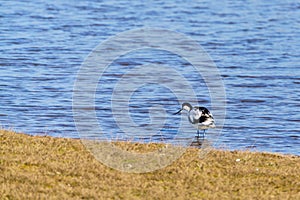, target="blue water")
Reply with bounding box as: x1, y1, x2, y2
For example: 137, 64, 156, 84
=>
1, 0, 300, 155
